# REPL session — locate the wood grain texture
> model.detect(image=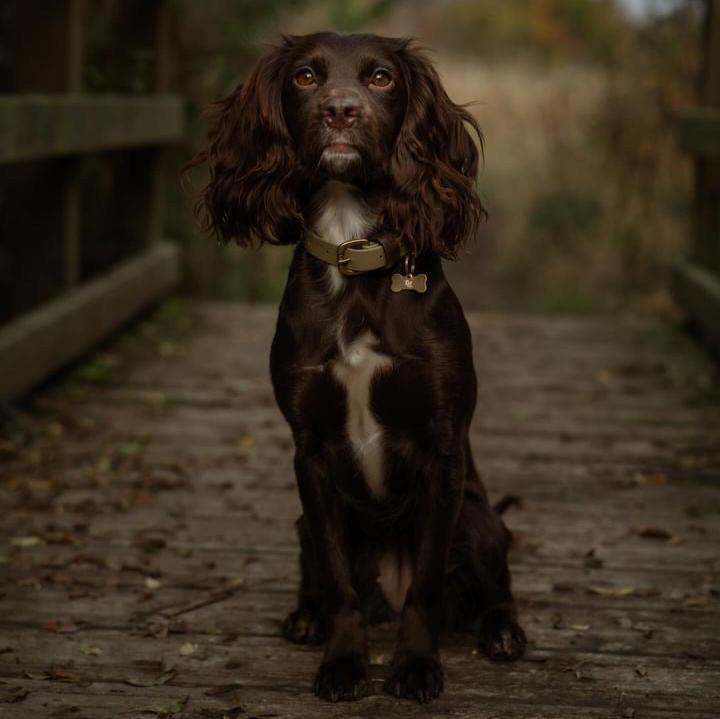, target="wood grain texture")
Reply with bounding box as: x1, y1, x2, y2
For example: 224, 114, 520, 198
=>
0, 94, 185, 164
0, 303, 718, 718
